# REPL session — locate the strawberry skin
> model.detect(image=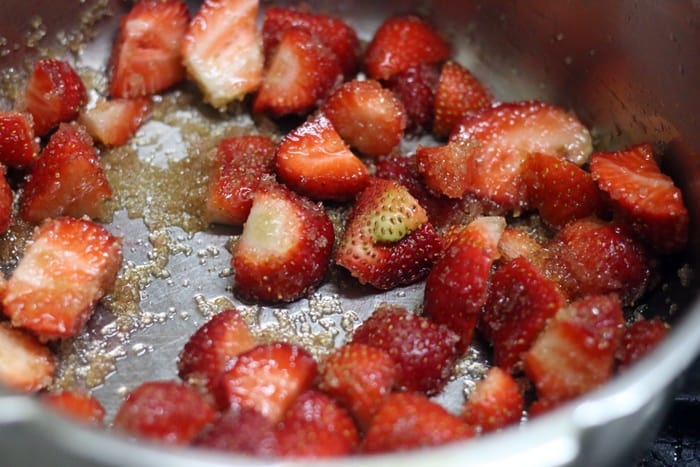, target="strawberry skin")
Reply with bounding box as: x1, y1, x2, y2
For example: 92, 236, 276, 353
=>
194, 407, 278, 456
79, 97, 152, 147
385, 63, 441, 135
616, 318, 669, 369
462, 367, 523, 433
0, 322, 54, 393
0, 165, 13, 234
0, 111, 39, 168
42, 390, 106, 425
